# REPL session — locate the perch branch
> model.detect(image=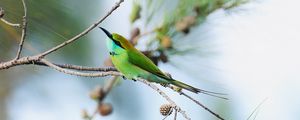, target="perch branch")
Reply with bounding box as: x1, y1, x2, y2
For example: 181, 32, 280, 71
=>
40, 59, 121, 77
15, 0, 28, 60
32, 59, 191, 120
0, 56, 118, 71
23, 61, 117, 71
